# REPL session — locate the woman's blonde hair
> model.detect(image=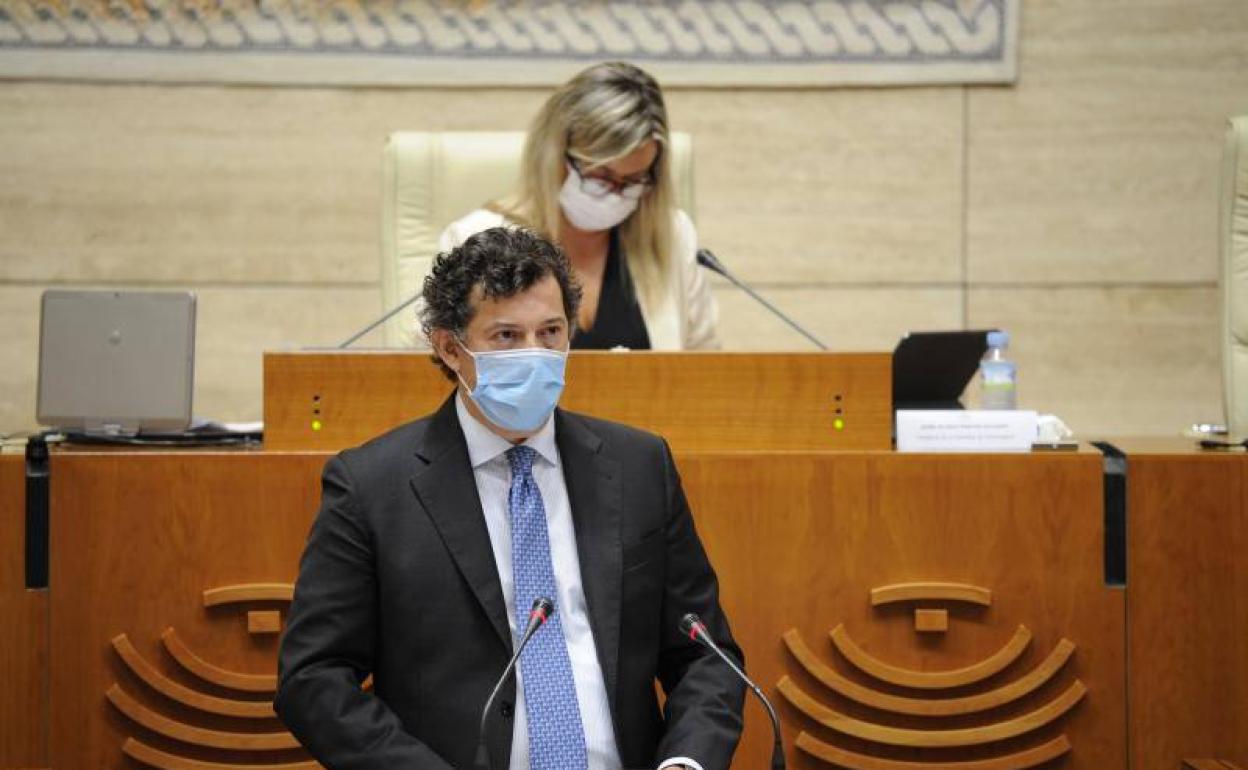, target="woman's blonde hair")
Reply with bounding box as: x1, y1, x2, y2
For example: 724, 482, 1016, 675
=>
494, 61, 674, 308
